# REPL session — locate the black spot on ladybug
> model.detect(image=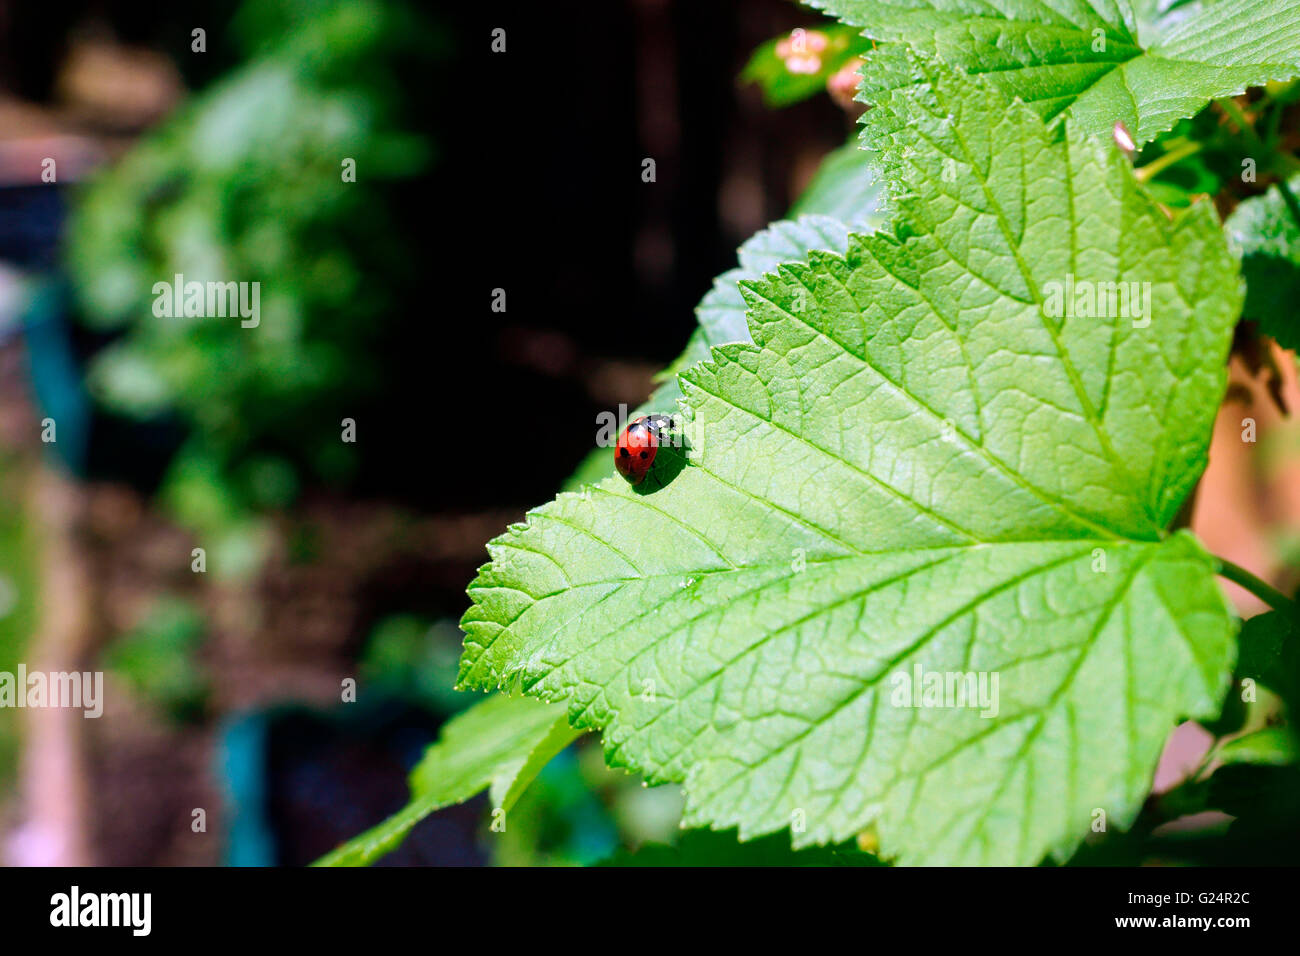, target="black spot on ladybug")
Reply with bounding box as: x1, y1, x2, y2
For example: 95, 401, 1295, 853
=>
619, 447, 629, 457
639, 451, 649, 459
